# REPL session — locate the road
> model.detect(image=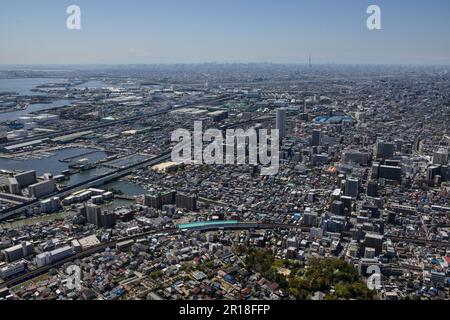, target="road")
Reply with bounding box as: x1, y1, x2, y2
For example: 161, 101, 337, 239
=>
0, 152, 172, 220
1, 222, 448, 289
0, 106, 270, 221
0, 94, 237, 220
0, 228, 179, 289
0, 94, 233, 148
